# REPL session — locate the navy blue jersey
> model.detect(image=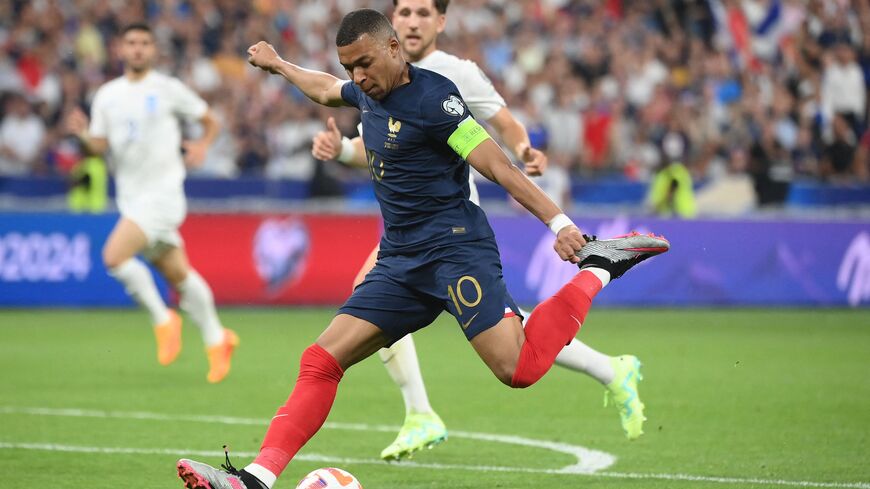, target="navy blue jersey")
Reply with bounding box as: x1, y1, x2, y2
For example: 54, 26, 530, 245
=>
341, 64, 494, 256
